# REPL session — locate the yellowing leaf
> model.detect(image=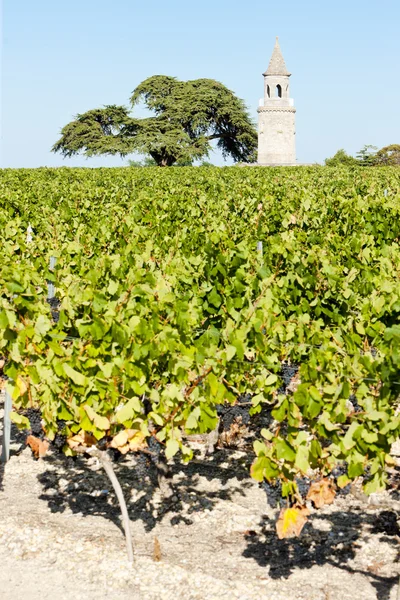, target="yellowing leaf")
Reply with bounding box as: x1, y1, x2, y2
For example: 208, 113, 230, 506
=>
111, 430, 129, 448
84, 405, 110, 430
165, 438, 180, 460
63, 363, 88, 387
261, 428, 274, 441
276, 505, 310, 539
128, 431, 147, 451
309, 386, 321, 401
337, 474, 351, 489
186, 407, 201, 430
115, 397, 142, 423
107, 280, 119, 295
34, 314, 52, 336
225, 345, 237, 361
10, 412, 31, 430
253, 440, 267, 455
355, 322, 365, 335
149, 411, 164, 426
265, 373, 278, 386
294, 445, 310, 474
118, 443, 131, 455
128, 315, 141, 330
16, 376, 28, 396
250, 456, 268, 482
